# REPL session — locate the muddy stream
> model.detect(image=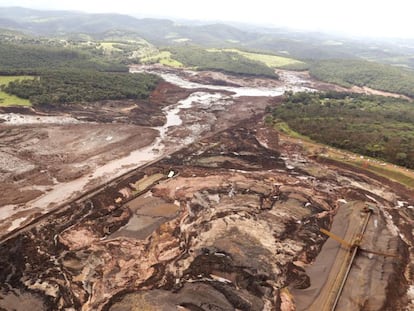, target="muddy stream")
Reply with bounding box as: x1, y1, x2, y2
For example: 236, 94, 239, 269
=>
0, 67, 313, 235
0, 67, 412, 311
